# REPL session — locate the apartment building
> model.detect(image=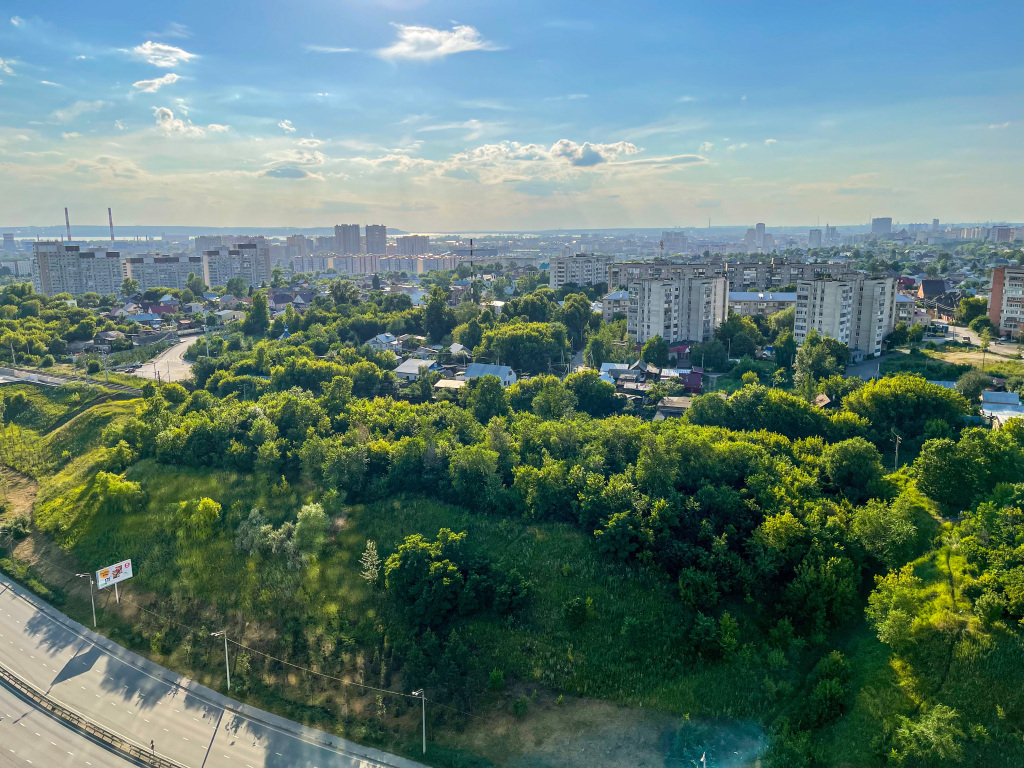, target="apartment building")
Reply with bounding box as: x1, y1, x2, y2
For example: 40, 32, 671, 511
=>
365, 225, 387, 255
988, 266, 1024, 338
794, 276, 896, 358
725, 260, 855, 292
396, 235, 431, 256
123, 254, 205, 291
627, 275, 728, 344
334, 224, 361, 255
334, 254, 380, 276
203, 241, 271, 288
608, 260, 723, 289
290, 255, 334, 273
728, 291, 797, 318
550, 252, 614, 289
32, 241, 123, 296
